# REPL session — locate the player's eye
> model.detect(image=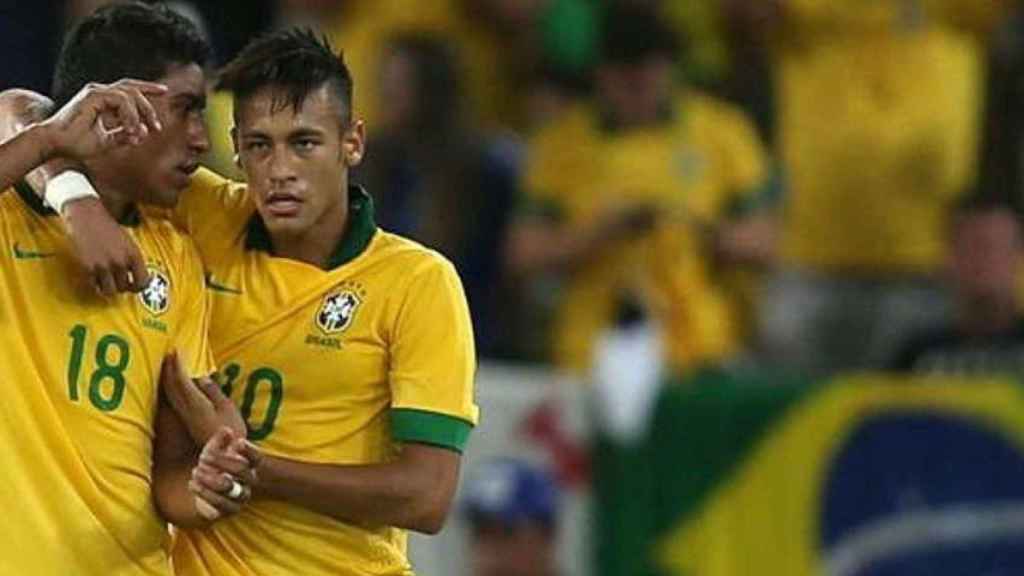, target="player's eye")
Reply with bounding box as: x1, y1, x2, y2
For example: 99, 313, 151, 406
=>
294, 139, 319, 151
245, 141, 270, 152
